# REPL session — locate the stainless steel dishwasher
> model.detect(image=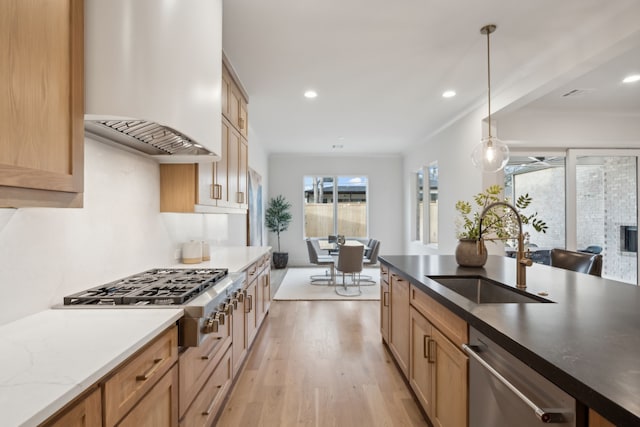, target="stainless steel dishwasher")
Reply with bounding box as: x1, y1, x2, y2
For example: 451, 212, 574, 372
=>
464, 327, 576, 426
